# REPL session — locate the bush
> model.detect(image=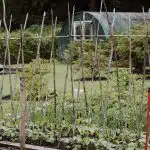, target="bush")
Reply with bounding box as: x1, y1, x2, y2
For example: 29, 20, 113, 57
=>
14, 59, 50, 101
0, 25, 59, 64
65, 41, 107, 77
101, 24, 150, 71
64, 24, 150, 76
